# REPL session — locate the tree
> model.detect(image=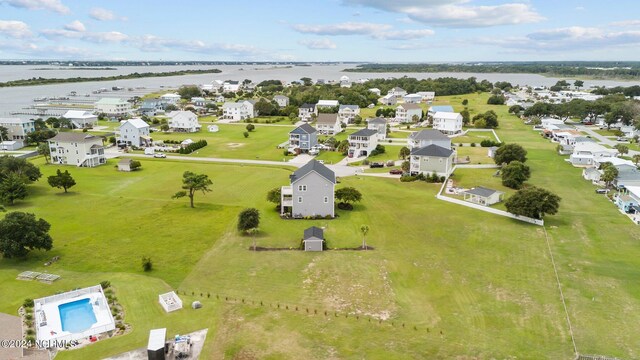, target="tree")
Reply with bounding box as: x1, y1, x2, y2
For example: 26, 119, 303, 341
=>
360, 225, 369, 250
483, 110, 499, 128
462, 99, 469, 106
505, 186, 561, 220
178, 85, 201, 100
508, 105, 523, 114
500, 161, 531, 189
237, 208, 260, 233
614, 144, 629, 155
487, 95, 506, 105
401, 160, 409, 172
172, 171, 213, 208
335, 187, 362, 210
494, 143, 527, 165
47, 169, 76, 193
633, 154, 640, 165
337, 140, 349, 155
460, 109, 470, 125
141, 257, 153, 271
0, 156, 42, 183
0, 173, 28, 205
266, 187, 281, 207
243, 131, 249, 138
37, 143, 51, 164
600, 163, 619, 188
130, 160, 141, 171
160, 124, 170, 132
300, 77, 313, 86
0, 212, 52, 259
26, 129, 56, 145
0, 126, 7, 141
246, 124, 255, 132
574, 80, 584, 89
398, 146, 410, 160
